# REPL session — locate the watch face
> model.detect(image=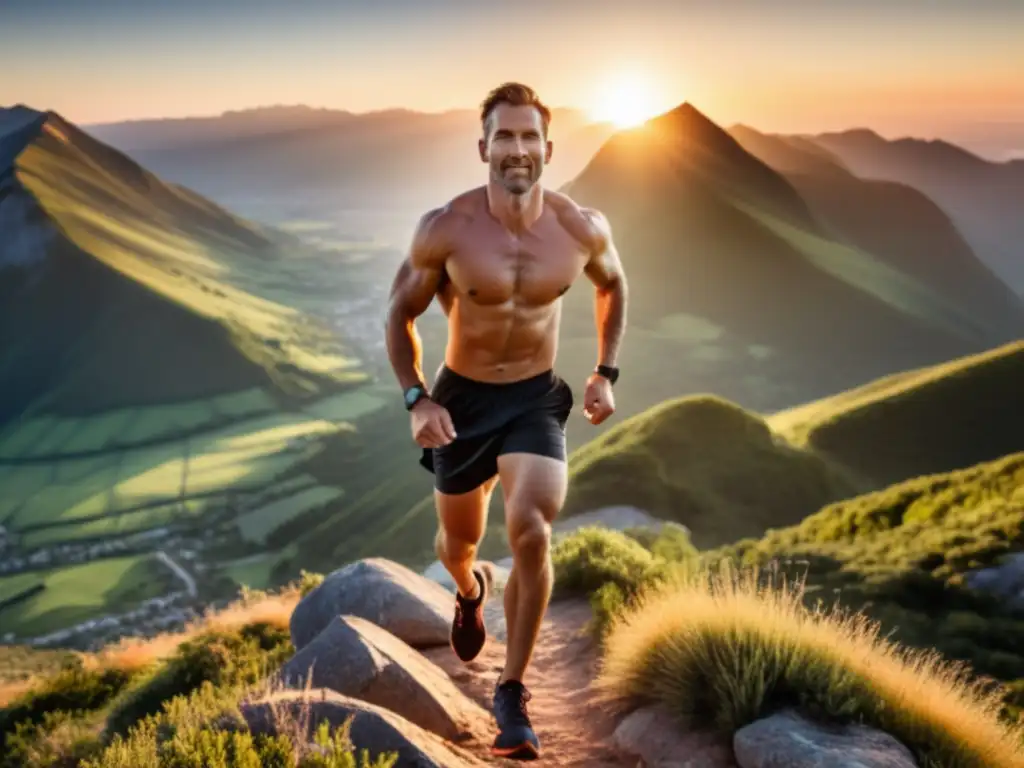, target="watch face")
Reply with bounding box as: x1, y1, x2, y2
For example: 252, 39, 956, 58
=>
405, 386, 425, 408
